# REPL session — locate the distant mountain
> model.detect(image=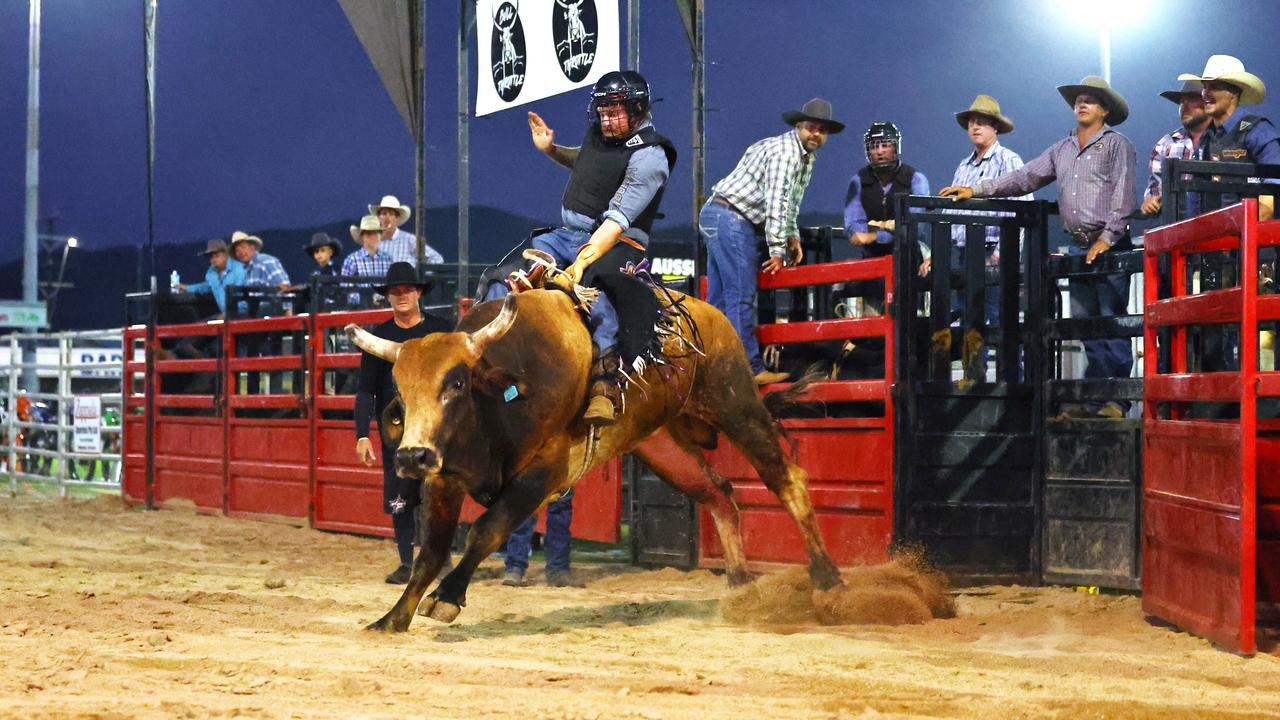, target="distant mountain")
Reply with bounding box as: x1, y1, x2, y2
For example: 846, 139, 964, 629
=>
0, 206, 843, 331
